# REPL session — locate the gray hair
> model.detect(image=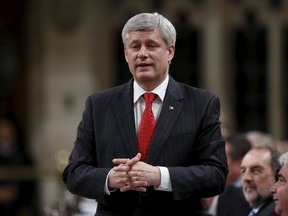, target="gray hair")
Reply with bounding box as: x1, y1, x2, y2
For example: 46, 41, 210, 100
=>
121, 12, 176, 48
278, 151, 288, 166
252, 145, 281, 179
245, 131, 275, 148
